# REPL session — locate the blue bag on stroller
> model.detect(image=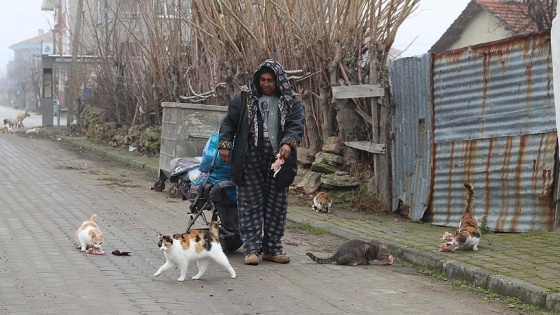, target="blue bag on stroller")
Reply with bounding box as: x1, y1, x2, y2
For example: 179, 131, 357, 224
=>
193, 133, 236, 203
